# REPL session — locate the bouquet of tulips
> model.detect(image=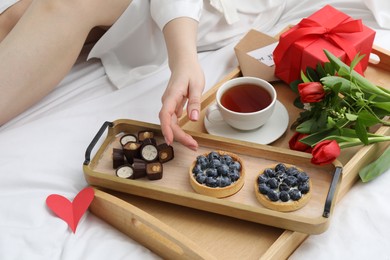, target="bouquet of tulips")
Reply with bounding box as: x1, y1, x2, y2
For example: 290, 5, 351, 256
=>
289, 50, 390, 182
